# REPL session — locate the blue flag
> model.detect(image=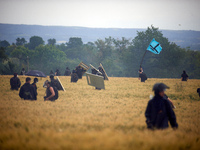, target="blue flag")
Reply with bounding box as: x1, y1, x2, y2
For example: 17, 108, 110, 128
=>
147, 39, 162, 54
